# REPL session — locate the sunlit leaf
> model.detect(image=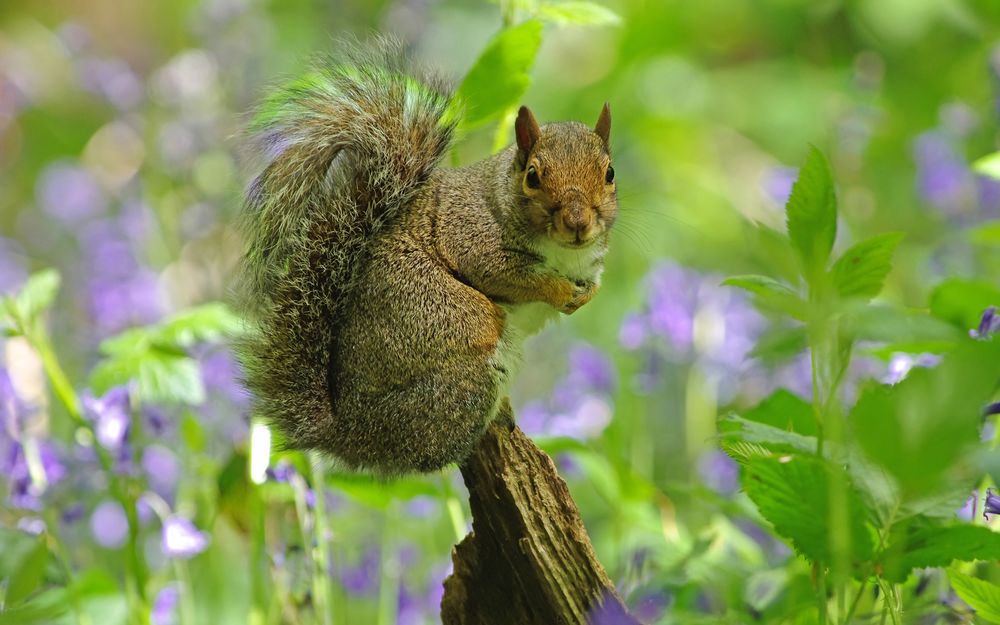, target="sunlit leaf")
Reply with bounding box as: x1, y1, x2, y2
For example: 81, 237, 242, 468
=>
929, 278, 1000, 332
6, 537, 49, 606
830, 232, 903, 300
536, 1, 622, 25
455, 20, 544, 129
973, 151, 1000, 181
785, 148, 837, 283
849, 340, 1000, 494
722, 275, 807, 320
880, 519, 1000, 583
741, 454, 874, 568
948, 569, 1000, 623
